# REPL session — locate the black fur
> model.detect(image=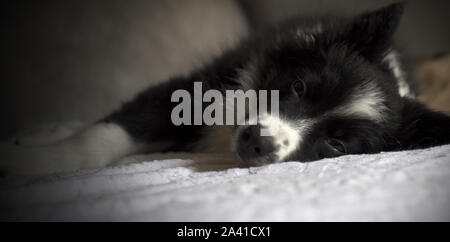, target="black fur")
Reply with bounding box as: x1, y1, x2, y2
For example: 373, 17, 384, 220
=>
388, 98, 450, 150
